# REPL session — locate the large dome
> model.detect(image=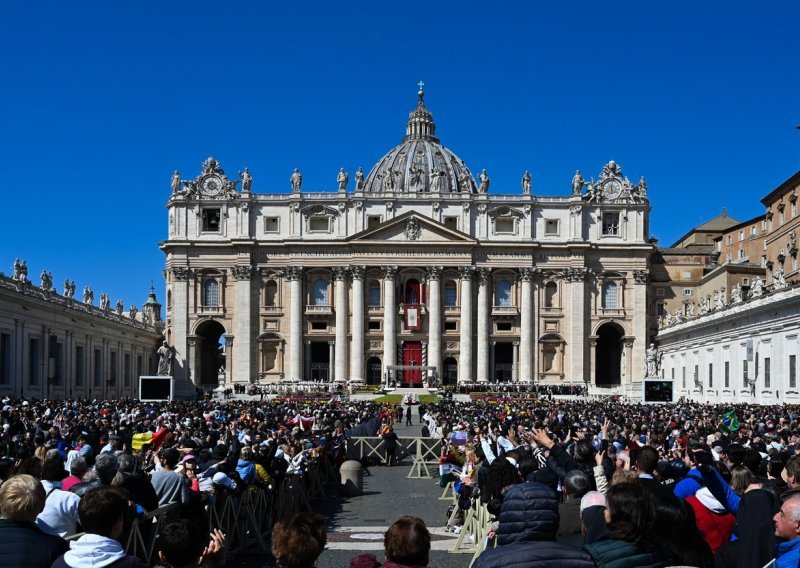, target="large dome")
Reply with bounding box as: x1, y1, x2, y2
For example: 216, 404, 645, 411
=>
363, 91, 477, 194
